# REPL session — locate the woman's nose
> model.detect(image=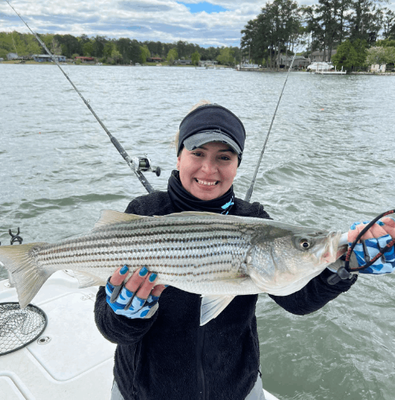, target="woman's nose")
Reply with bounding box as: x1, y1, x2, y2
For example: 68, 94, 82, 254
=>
201, 158, 217, 173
